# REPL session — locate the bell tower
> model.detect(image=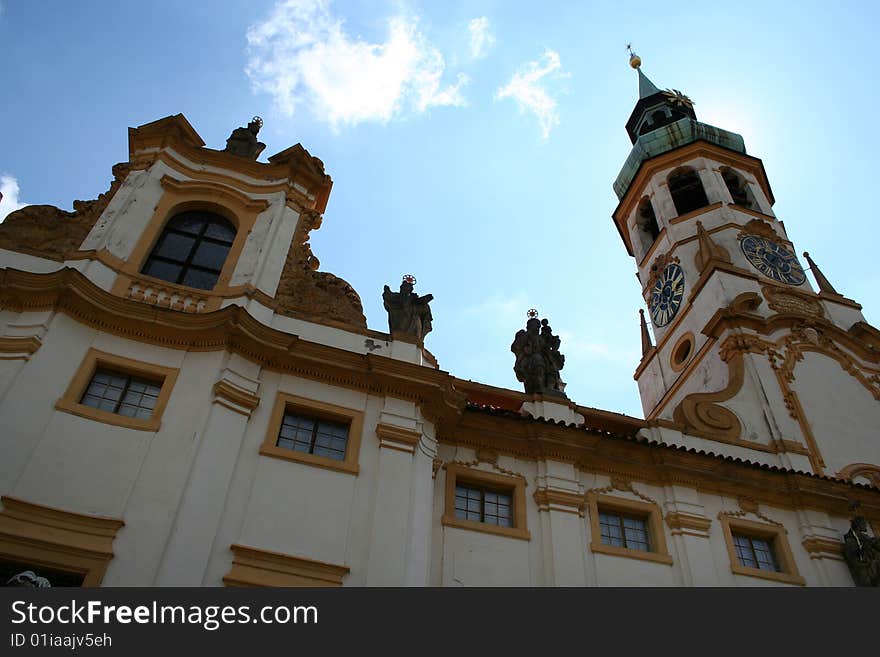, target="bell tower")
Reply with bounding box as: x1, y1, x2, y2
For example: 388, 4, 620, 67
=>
614, 52, 880, 480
